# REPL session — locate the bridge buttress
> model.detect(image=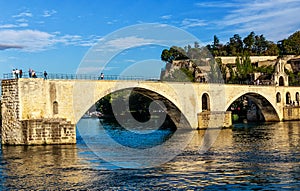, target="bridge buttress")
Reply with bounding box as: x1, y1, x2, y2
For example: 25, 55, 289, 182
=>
1, 79, 76, 145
